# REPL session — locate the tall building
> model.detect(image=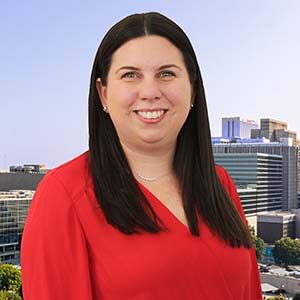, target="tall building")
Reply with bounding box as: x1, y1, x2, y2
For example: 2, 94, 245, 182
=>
214, 153, 283, 216
298, 151, 300, 194
213, 143, 298, 211
251, 118, 300, 146
0, 163, 48, 265
222, 117, 258, 139
257, 209, 300, 243
0, 190, 33, 264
